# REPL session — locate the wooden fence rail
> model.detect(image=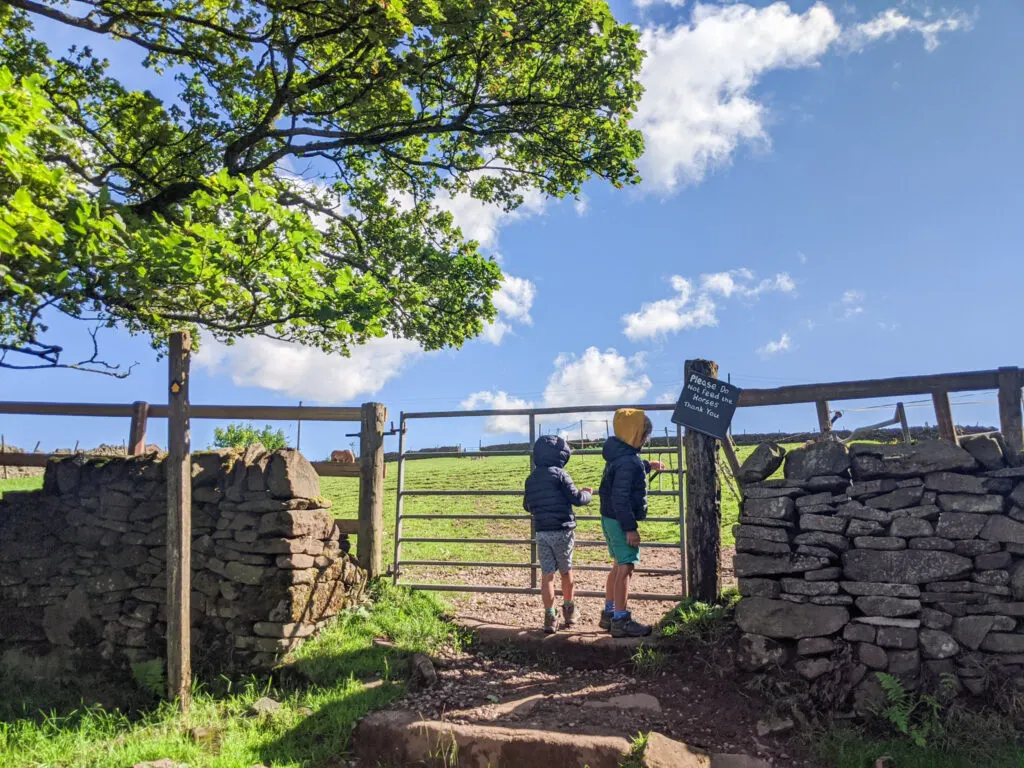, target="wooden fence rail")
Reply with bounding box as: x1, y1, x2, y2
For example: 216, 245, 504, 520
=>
0, 398, 387, 573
